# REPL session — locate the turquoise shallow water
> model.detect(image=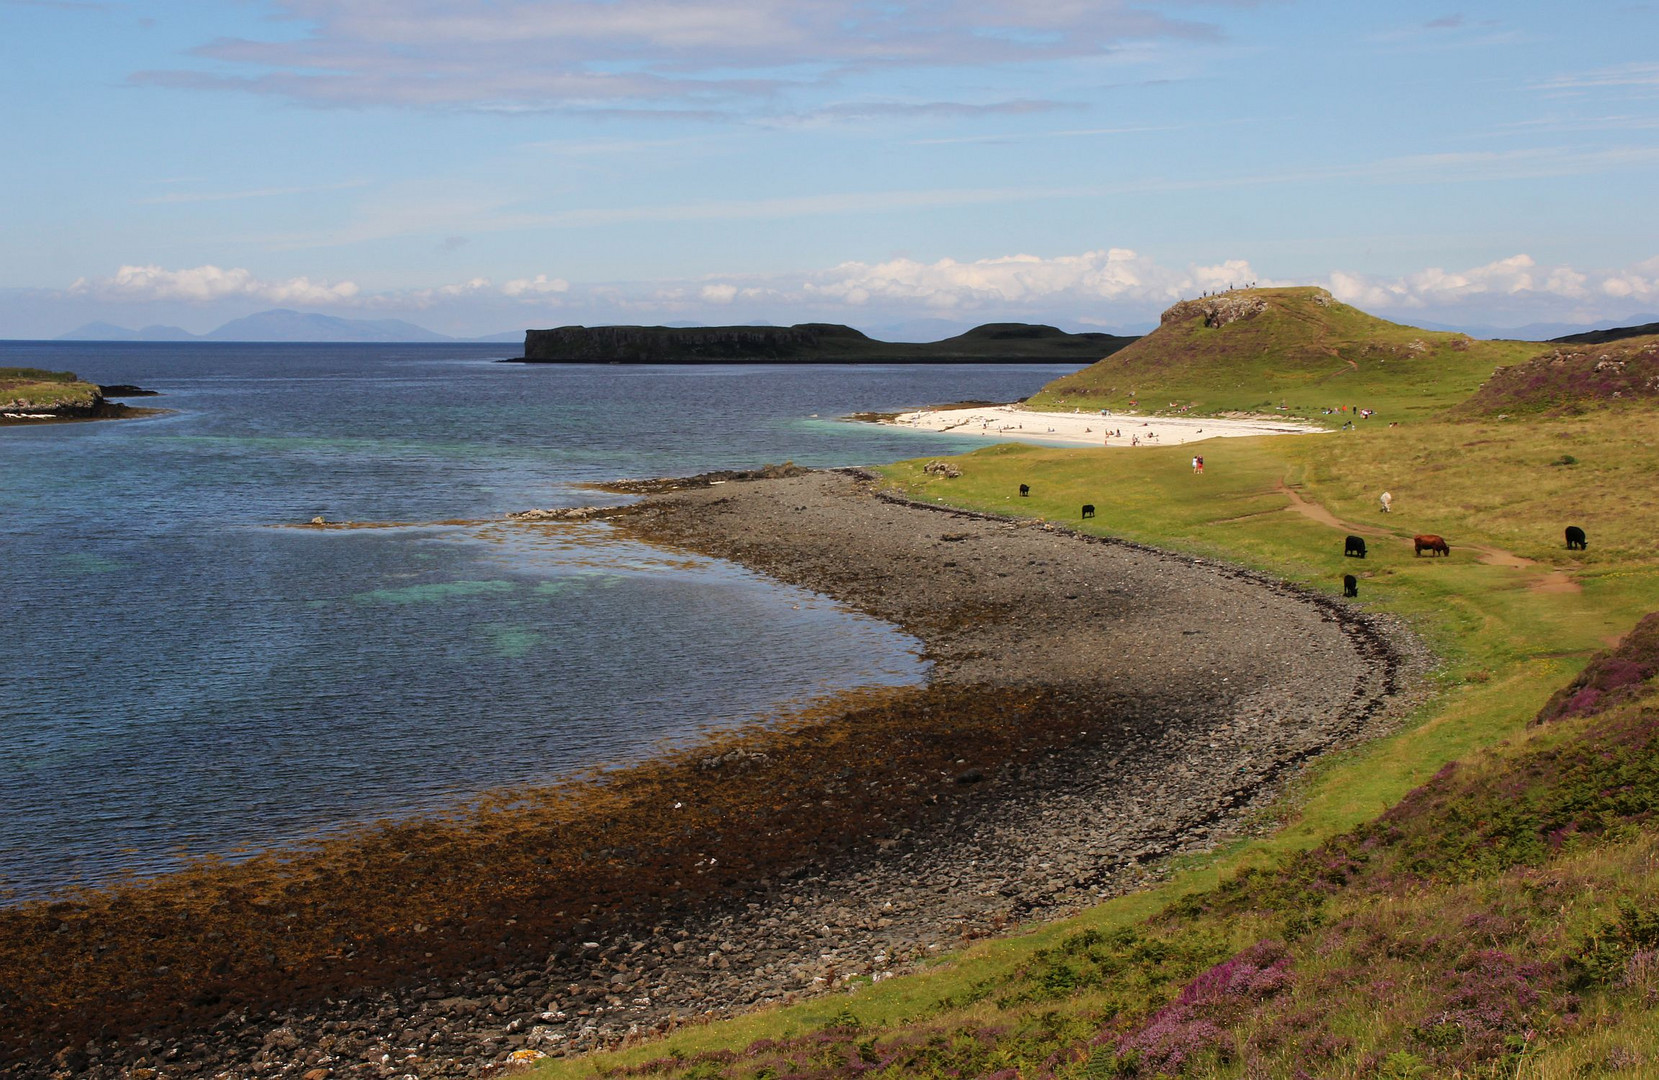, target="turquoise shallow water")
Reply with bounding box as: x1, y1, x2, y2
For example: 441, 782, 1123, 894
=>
0, 342, 1083, 899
